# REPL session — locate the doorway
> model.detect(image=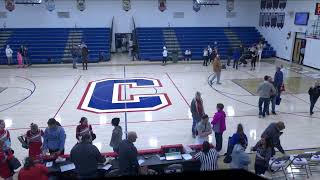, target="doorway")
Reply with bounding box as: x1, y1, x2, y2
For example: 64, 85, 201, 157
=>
115, 33, 132, 53
292, 32, 306, 65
